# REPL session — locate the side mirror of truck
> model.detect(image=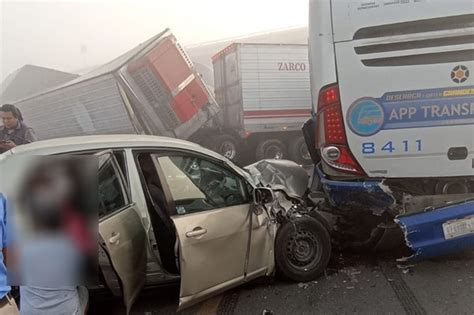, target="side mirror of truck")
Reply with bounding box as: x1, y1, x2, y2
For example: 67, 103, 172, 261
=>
253, 187, 275, 205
